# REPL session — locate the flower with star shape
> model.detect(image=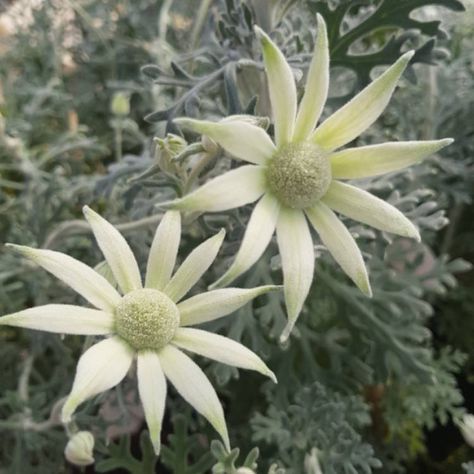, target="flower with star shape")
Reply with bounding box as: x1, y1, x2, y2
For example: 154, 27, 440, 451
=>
167, 15, 453, 341
0, 207, 278, 455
